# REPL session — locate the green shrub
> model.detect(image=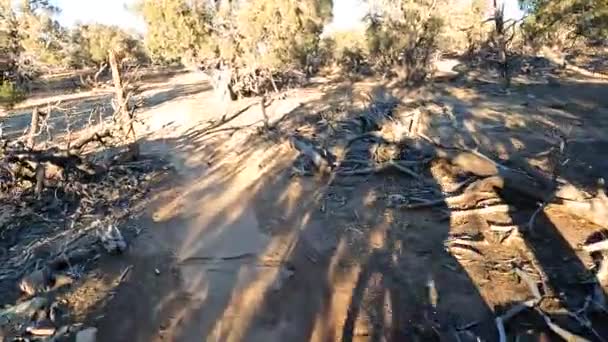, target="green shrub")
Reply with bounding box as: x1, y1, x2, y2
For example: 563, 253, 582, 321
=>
0, 81, 25, 109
